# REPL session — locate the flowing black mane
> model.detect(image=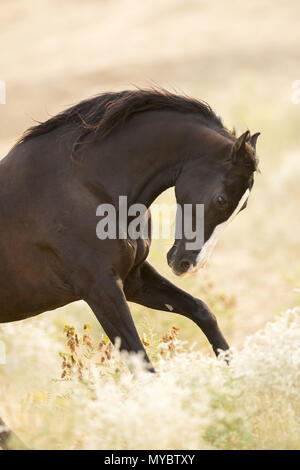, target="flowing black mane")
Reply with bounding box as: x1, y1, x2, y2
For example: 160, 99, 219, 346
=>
17, 88, 227, 145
